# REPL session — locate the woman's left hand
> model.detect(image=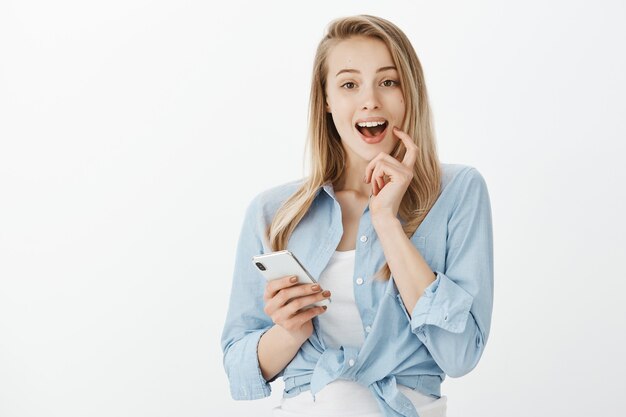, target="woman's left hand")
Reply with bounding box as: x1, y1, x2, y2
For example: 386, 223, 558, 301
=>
365, 126, 419, 219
